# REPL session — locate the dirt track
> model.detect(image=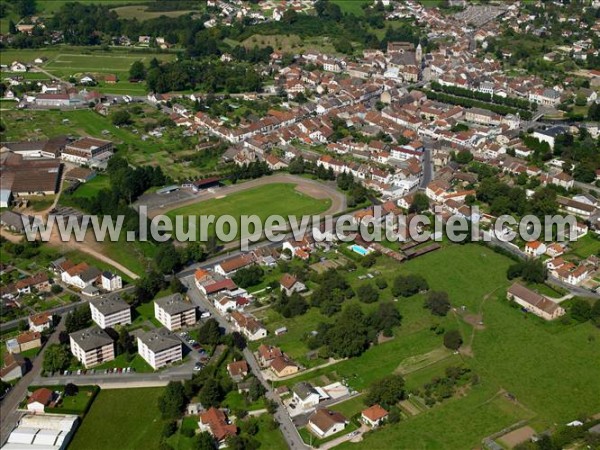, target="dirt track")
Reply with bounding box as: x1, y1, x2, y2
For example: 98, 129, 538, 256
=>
145, 174, 347, 218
